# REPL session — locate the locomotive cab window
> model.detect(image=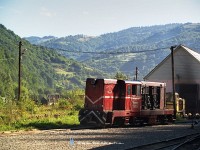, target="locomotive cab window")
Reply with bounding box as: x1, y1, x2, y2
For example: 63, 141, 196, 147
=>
132, 85, 141, 96
152, 87, 157, 95
142, 86, 149, 94
127, 85, 131, 95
